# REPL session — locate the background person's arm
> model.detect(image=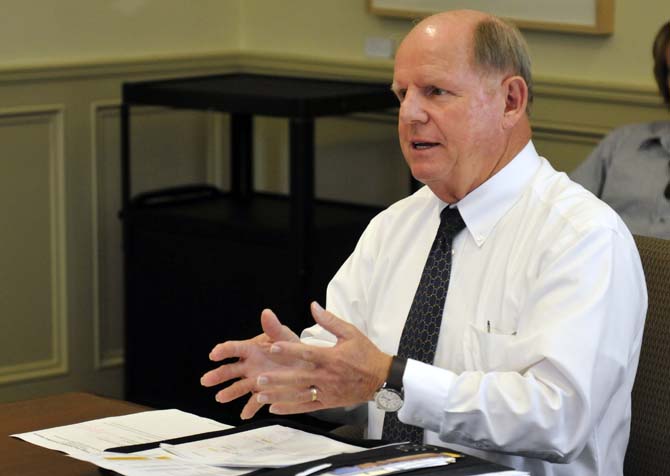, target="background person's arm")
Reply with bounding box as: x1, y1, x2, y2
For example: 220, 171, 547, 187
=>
570, 129, 621, 198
